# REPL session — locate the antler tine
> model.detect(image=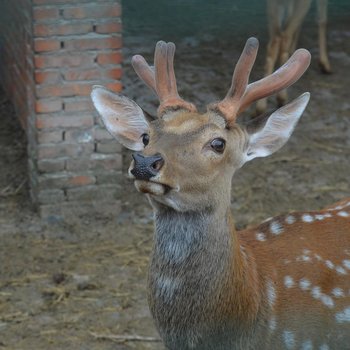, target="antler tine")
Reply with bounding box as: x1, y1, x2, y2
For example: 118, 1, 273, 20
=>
154, 41, 172, 101
131, 41, 196, 117
208, 37, 259, 124
131, 55, 157, 96
237, 49, 311, 115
